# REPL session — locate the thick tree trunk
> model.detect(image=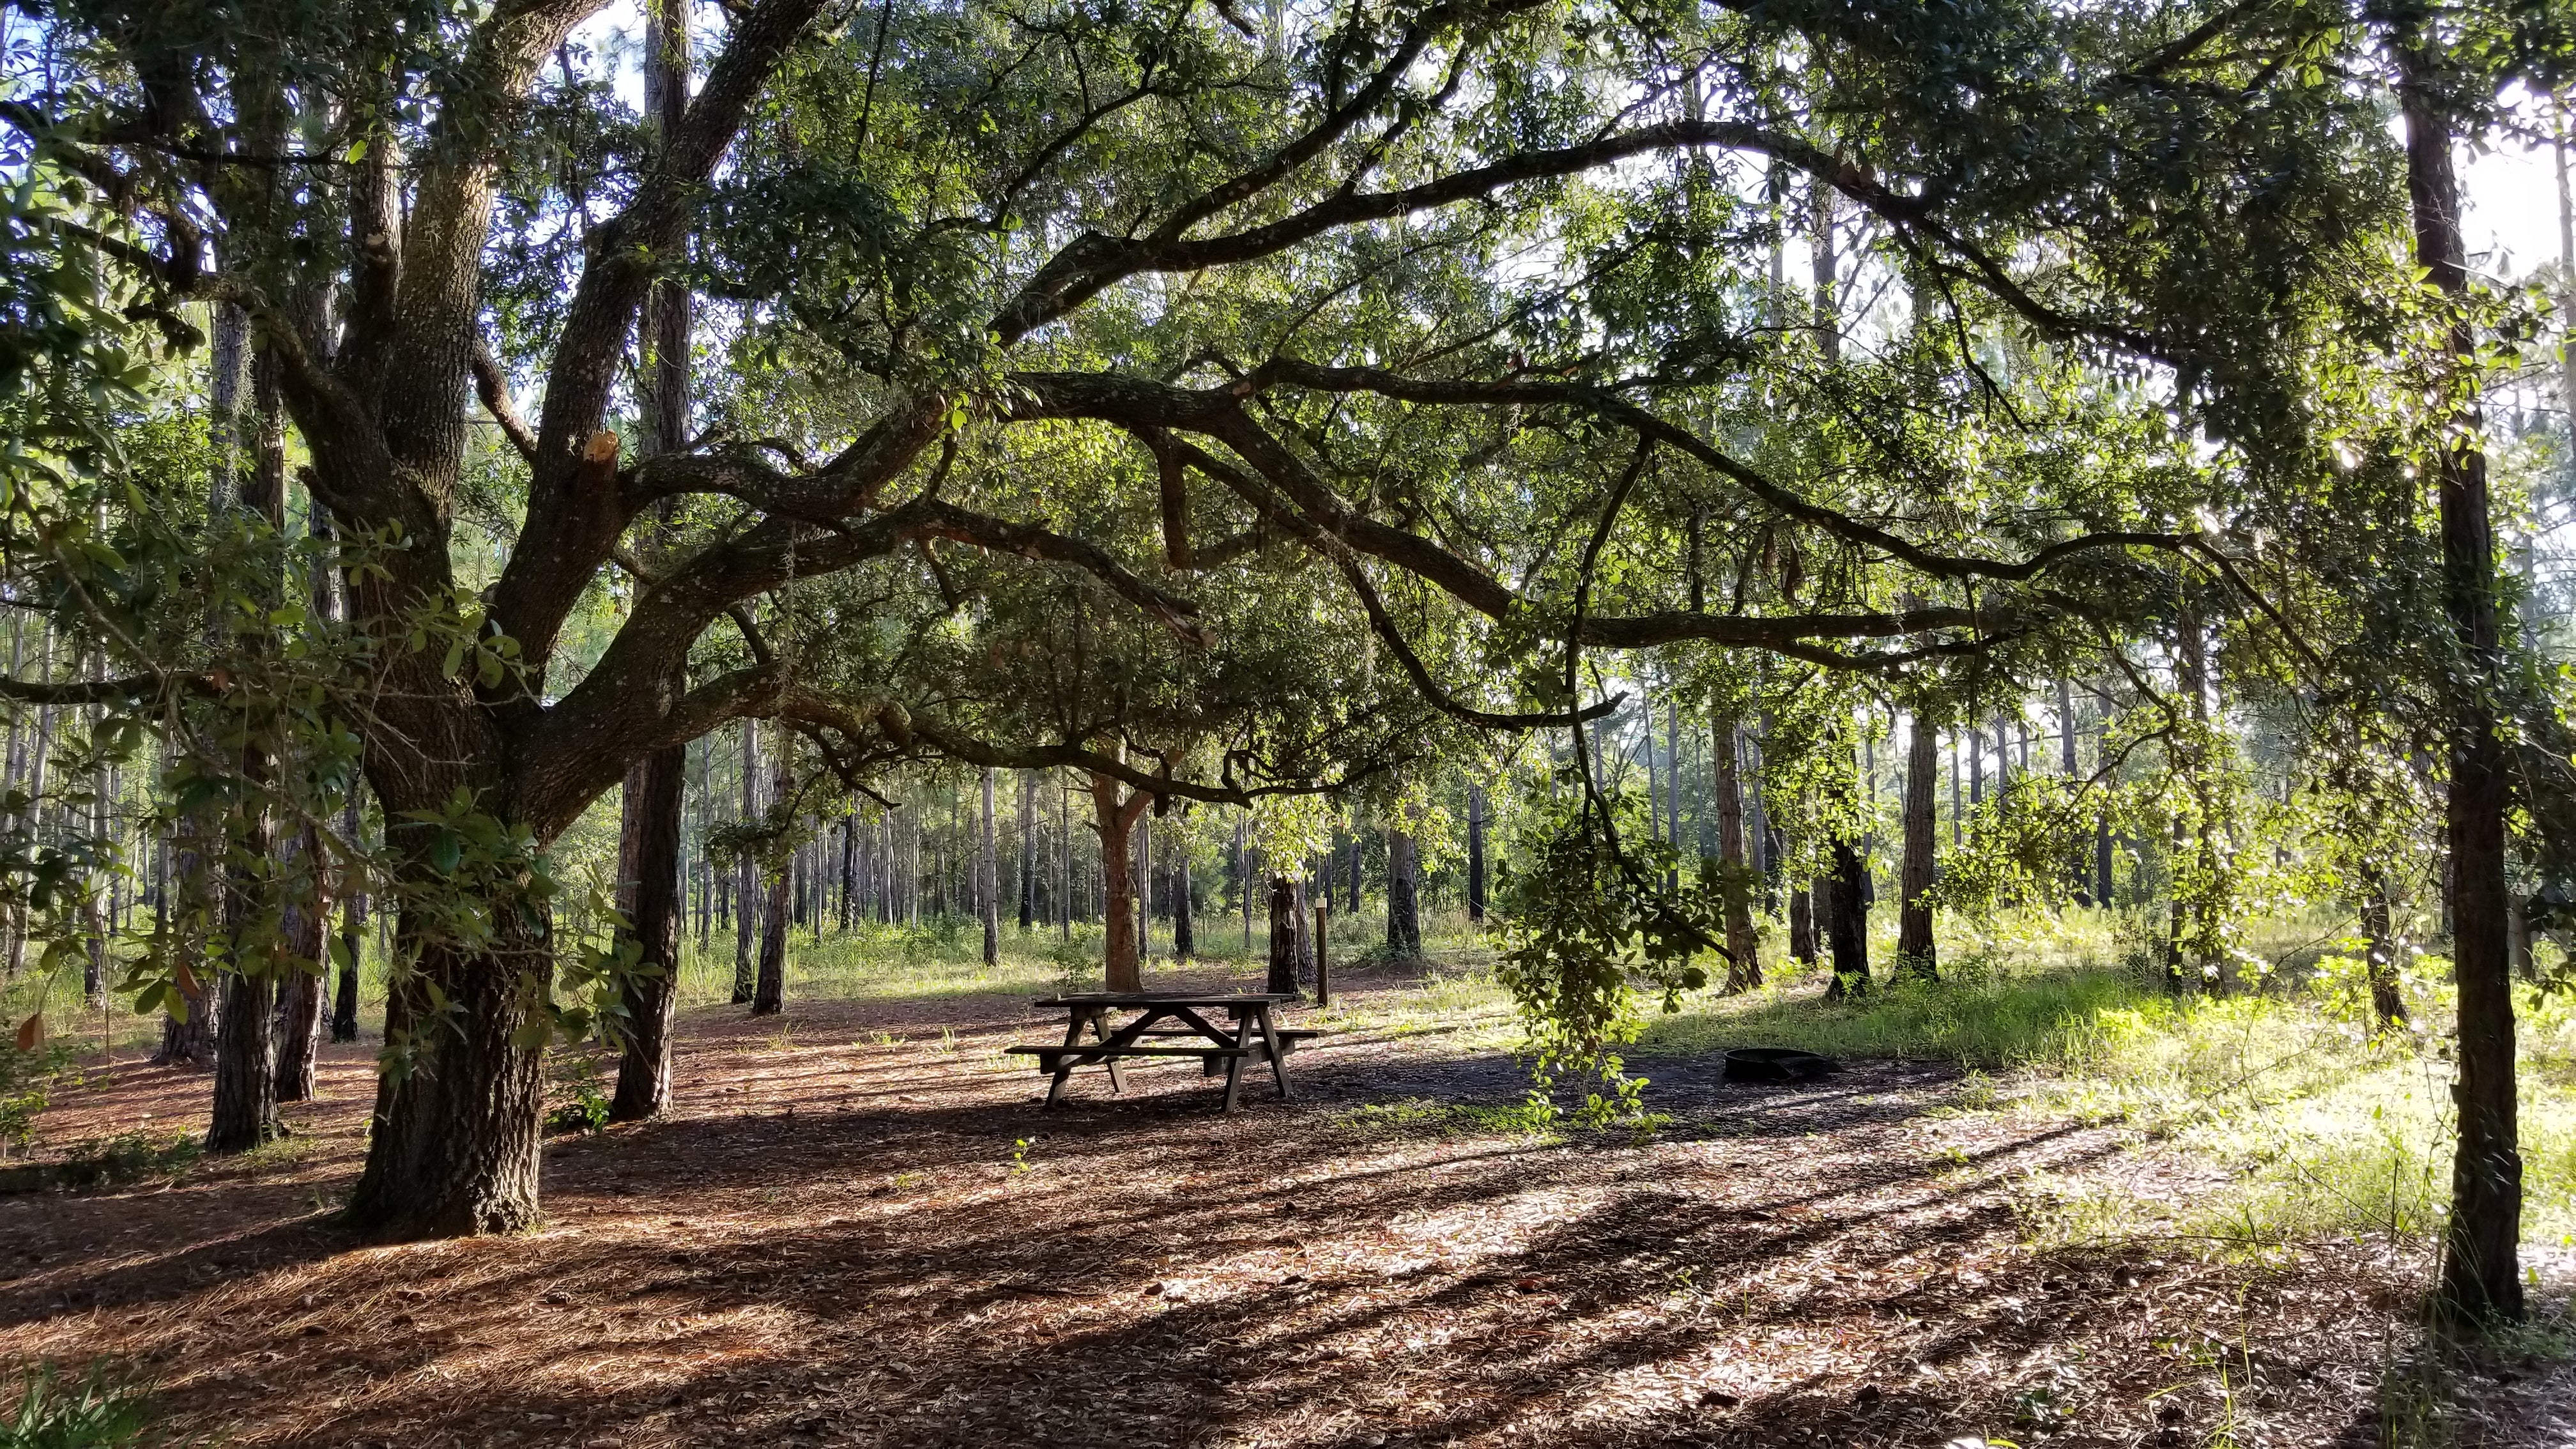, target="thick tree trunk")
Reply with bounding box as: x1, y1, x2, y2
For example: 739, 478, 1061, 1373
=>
1266, 872, 1312, 993
1089, 772, 1150, 992
208, 965, 280, 1153
2403, 45, 2522, 1321
1897, 708, 1938, 979
1789, 884, 1816, 968
1384, 827, 1421, 955
611, 744, 686, 1120
1713, 714, 1760, 992
1822, 837, 1870, 998
341, 911, 550, 1238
